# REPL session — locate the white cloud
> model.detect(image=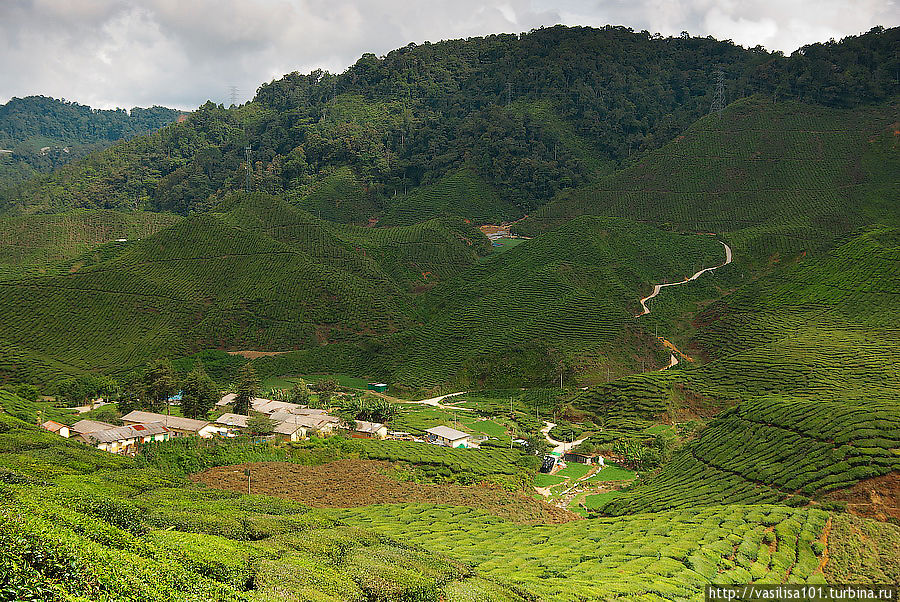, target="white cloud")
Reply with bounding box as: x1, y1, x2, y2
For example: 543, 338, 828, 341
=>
0, 0, 894, 110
